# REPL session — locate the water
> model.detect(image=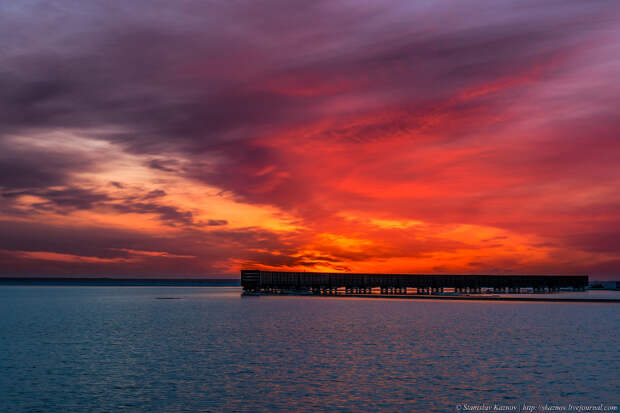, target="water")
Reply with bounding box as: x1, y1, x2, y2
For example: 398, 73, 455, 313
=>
0, 286, 618, 412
